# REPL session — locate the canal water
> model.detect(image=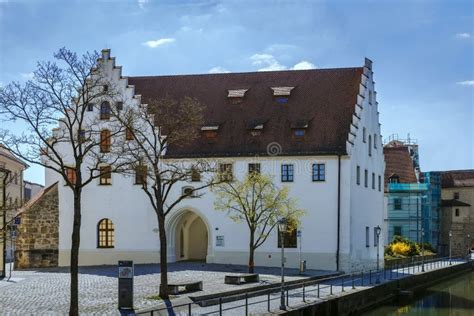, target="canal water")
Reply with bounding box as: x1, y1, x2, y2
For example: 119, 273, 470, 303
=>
364, 271, 474, 315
